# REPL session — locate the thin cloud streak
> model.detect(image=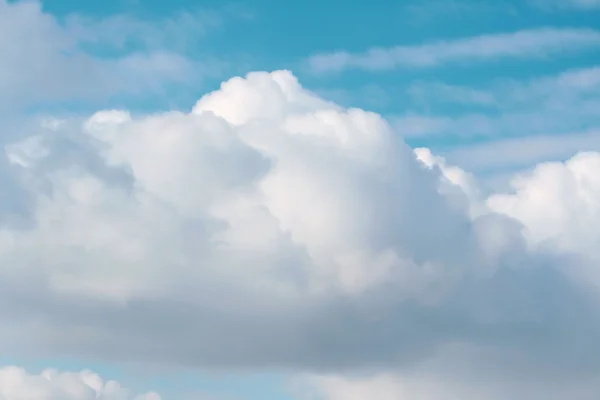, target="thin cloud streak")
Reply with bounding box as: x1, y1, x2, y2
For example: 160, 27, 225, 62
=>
444, 130, 600, 172
307, 28, 600, 74
530, 0, 600, 10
